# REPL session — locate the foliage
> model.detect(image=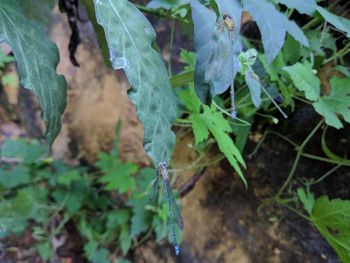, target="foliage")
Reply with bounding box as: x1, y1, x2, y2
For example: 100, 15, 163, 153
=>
310, 196, 350, 263
1, 0, 350, 261
0, 138, 180, 262
284, 63, 350, 129
93, 0, 177, 166
0, 0, 66, 145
